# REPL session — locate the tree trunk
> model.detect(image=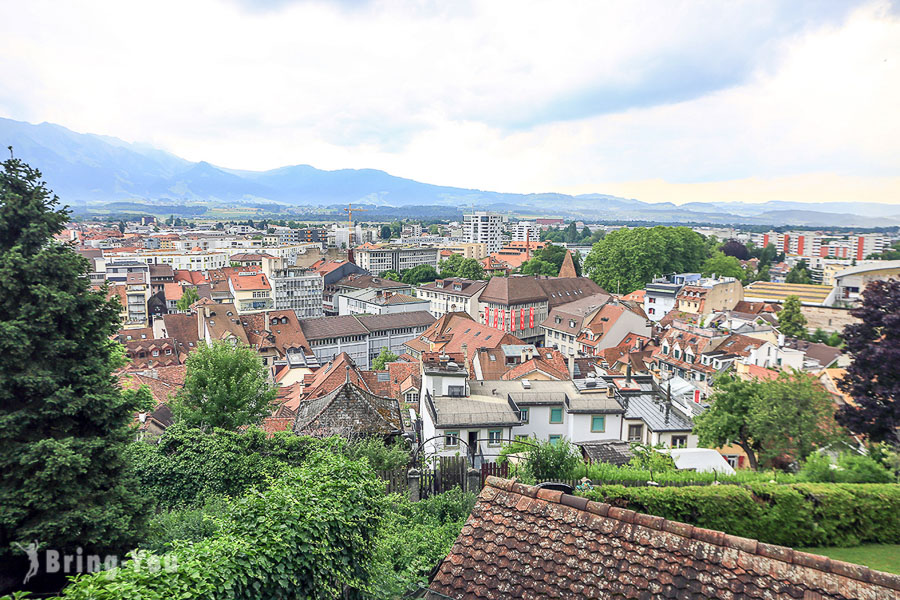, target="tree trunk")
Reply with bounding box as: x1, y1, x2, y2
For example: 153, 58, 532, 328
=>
736, 438, 758, 471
